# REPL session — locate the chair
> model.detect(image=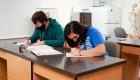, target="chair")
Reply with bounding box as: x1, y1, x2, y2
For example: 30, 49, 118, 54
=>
114, 27, 127, 38
104, 41, 120, 57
